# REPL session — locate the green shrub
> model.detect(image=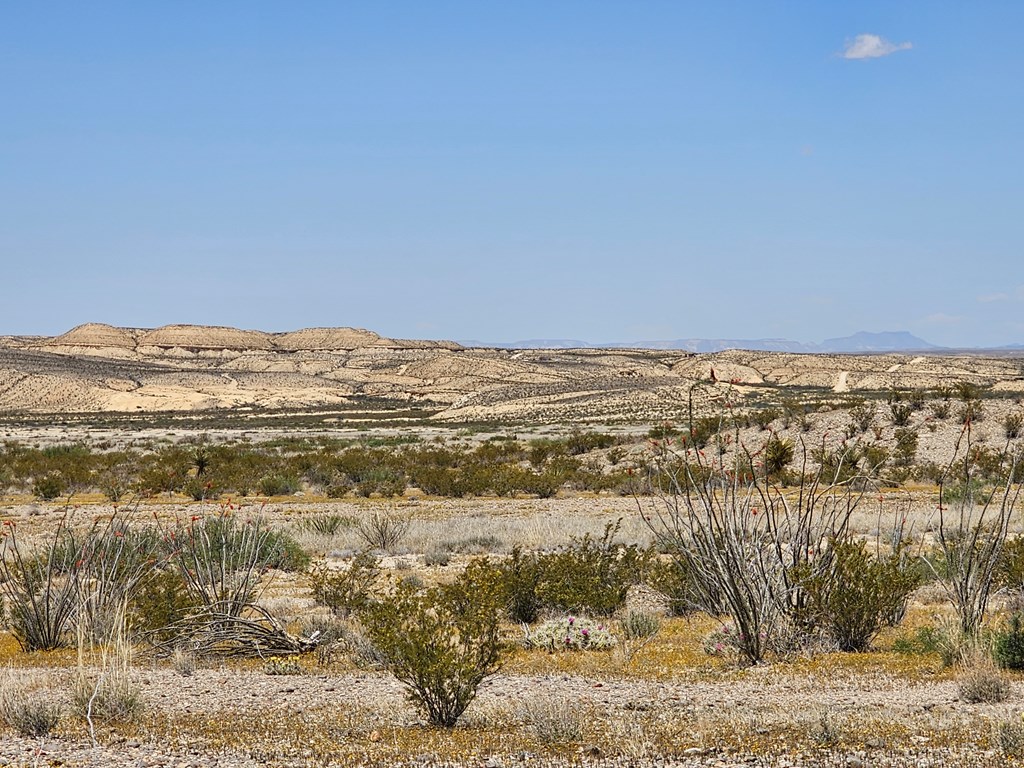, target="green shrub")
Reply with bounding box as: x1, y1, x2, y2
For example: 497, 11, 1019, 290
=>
535, 521, 653, 617
308, 552, 380, 617
796, 538, 921, 651
994, 613, 1024, 670
493, 547, 544, 624
762, 436, 794, 480
258, 473, 300, 497
355, 469, 407, 498
359, 571, 506, 727
32, 473, 68, 501
621, 609, 661, 641
1005, 413, 1023, 440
